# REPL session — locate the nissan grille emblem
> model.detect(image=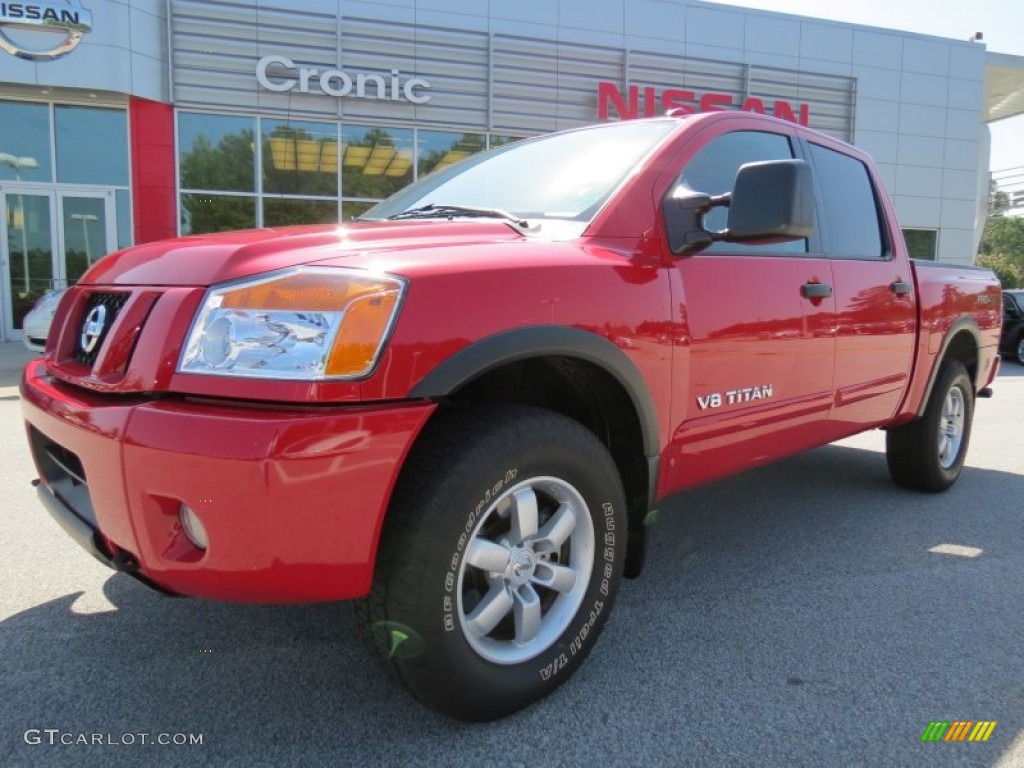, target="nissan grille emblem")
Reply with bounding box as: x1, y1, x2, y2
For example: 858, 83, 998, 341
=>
80, 303, 107, 354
